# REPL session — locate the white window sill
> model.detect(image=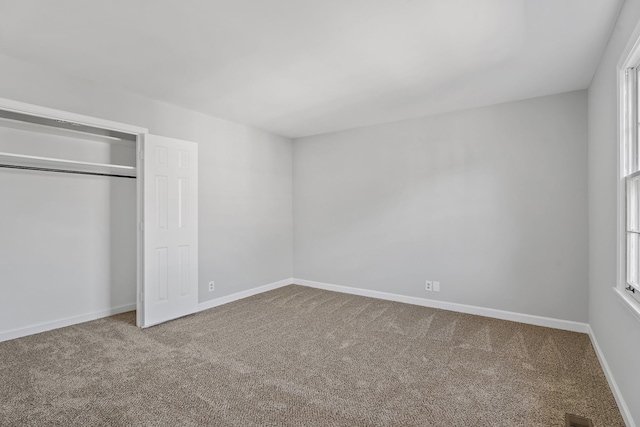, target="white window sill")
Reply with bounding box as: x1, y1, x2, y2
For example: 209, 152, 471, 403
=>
613, 287, 640, 322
